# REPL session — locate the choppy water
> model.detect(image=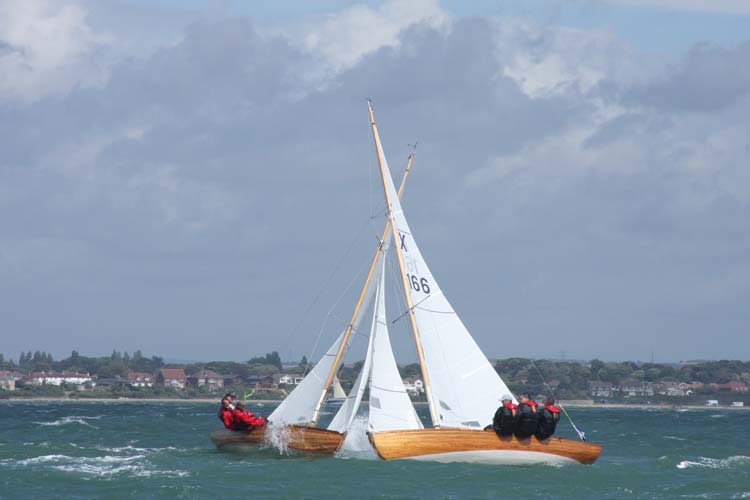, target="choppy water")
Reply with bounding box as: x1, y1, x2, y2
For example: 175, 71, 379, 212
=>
1, 401, 749, 499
